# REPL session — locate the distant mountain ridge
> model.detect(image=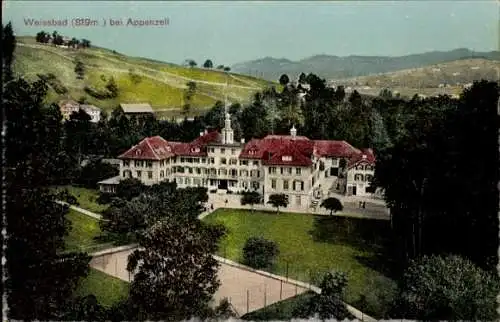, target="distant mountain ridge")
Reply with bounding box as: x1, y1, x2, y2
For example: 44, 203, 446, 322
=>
232, 48, 500, 82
